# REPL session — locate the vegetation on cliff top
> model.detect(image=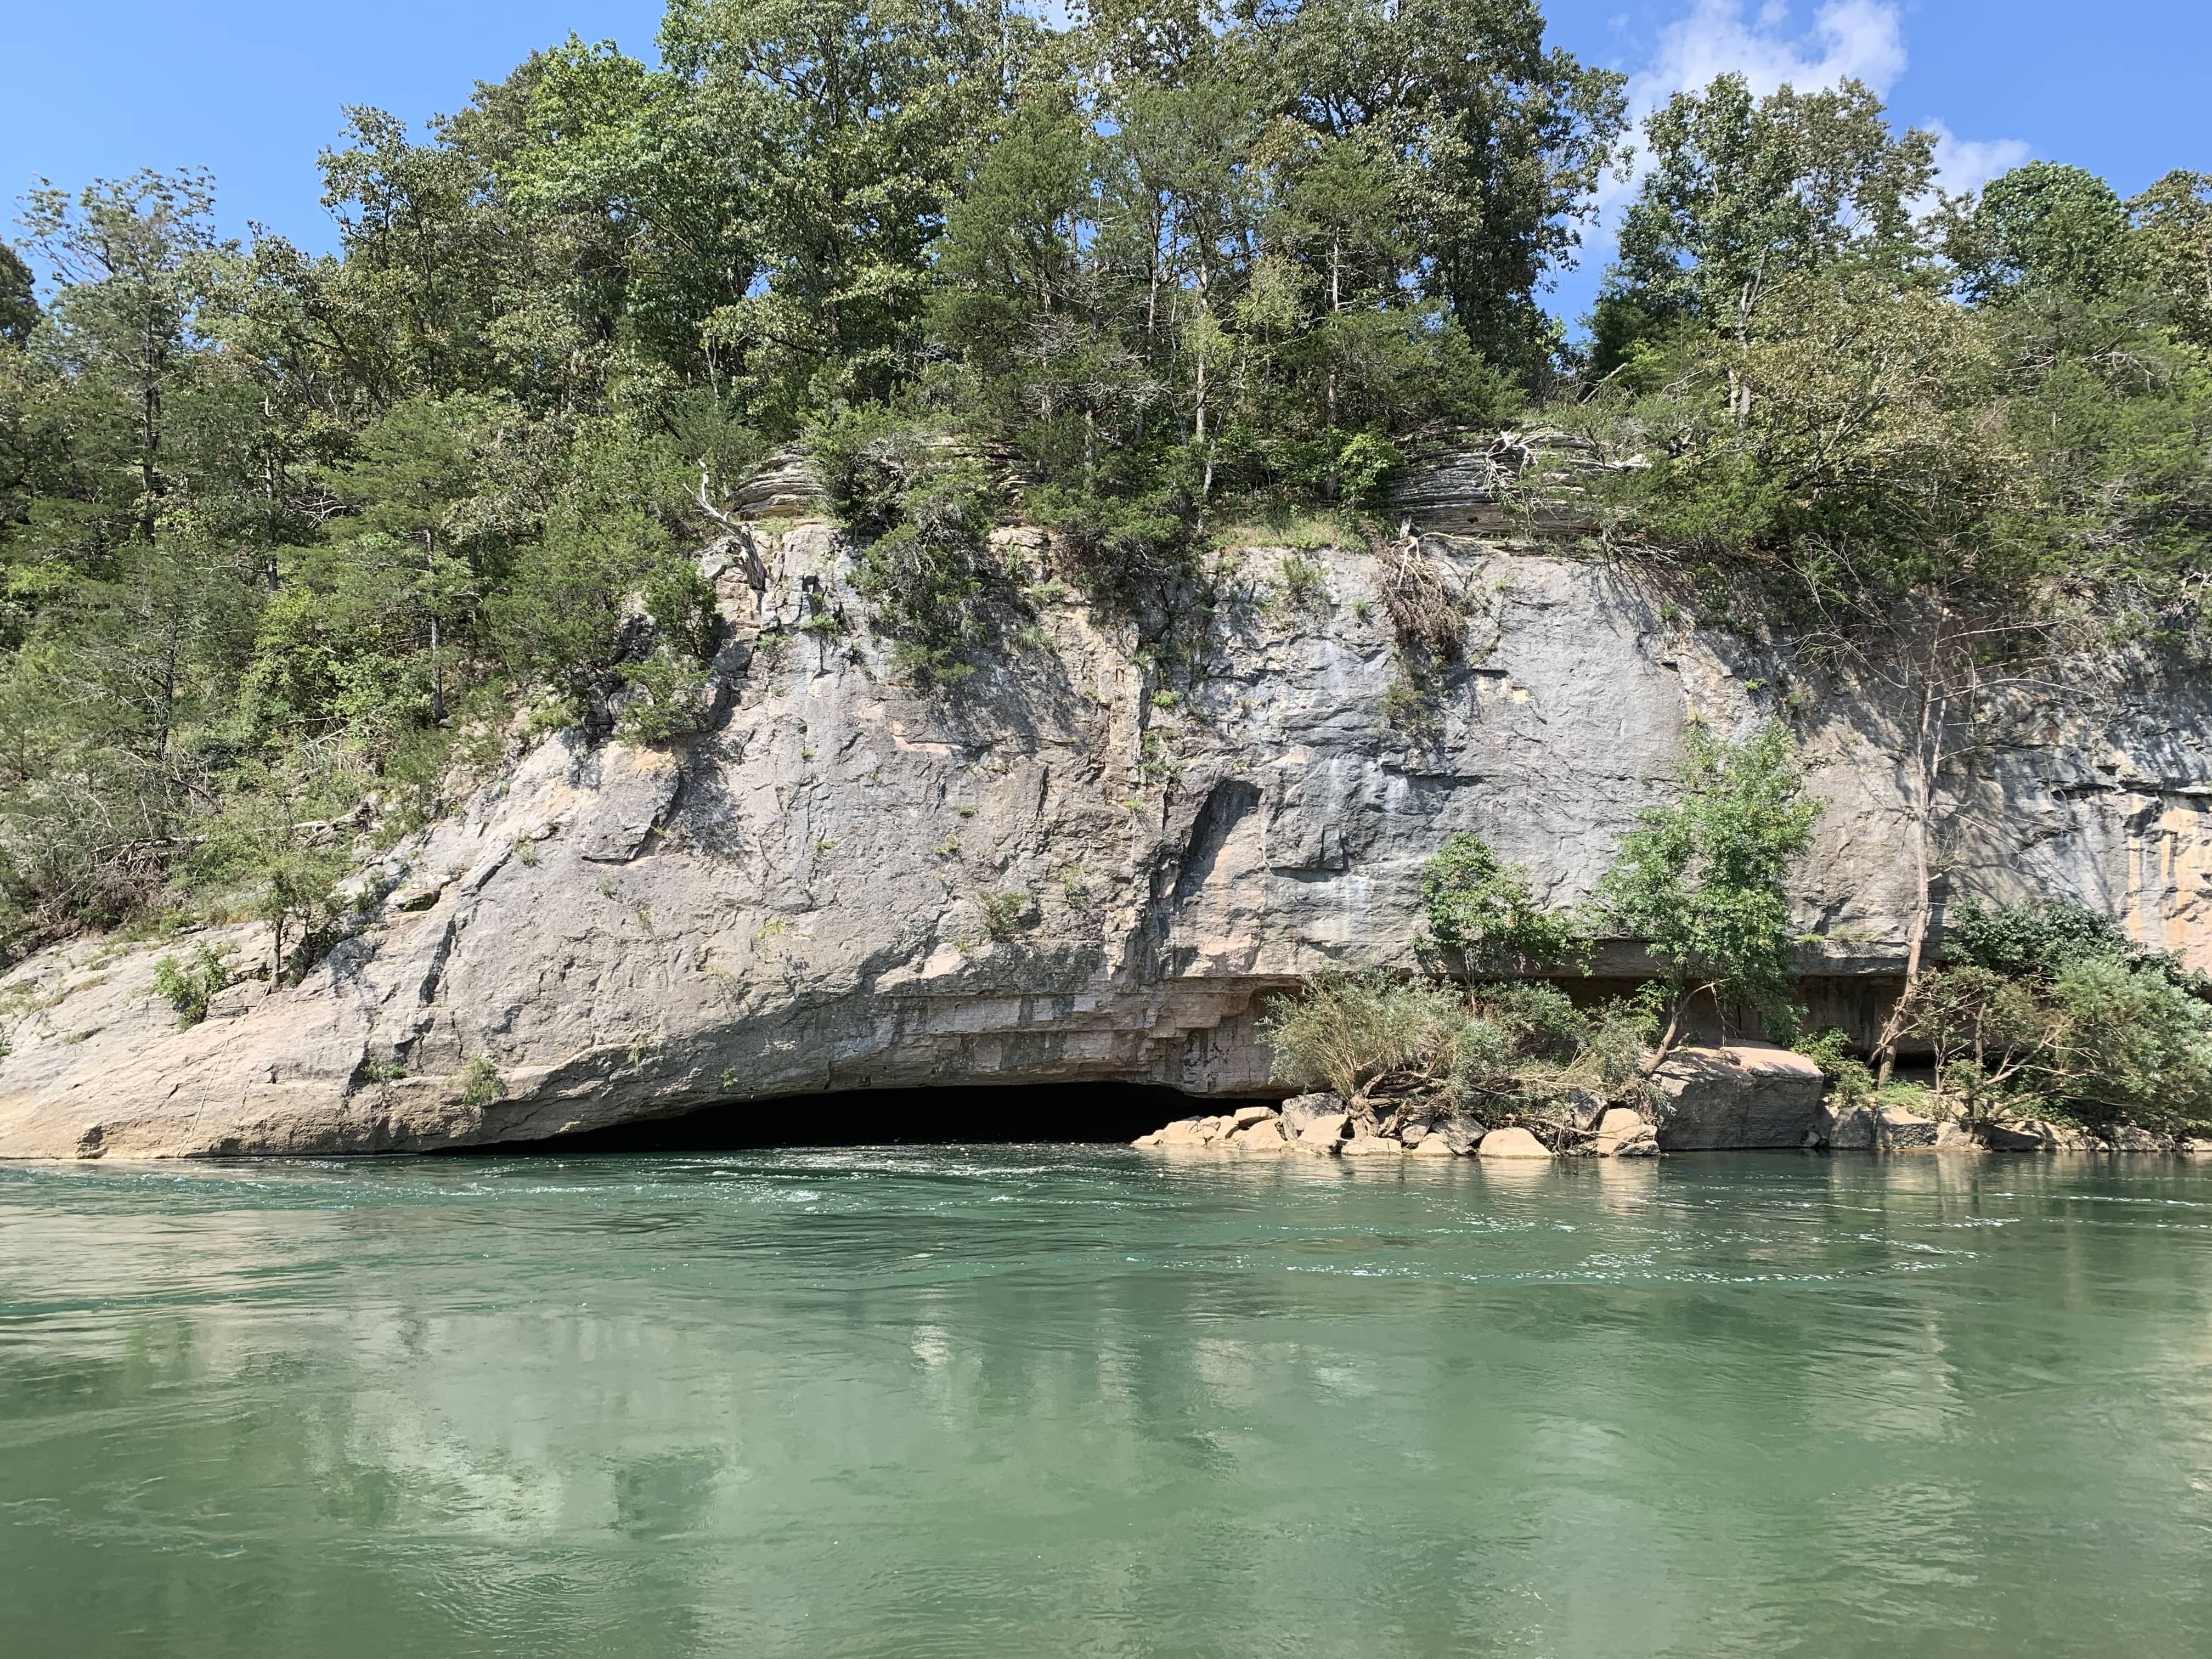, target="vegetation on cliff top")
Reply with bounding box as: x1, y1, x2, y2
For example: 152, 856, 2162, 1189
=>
1, 0, 2208, 977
